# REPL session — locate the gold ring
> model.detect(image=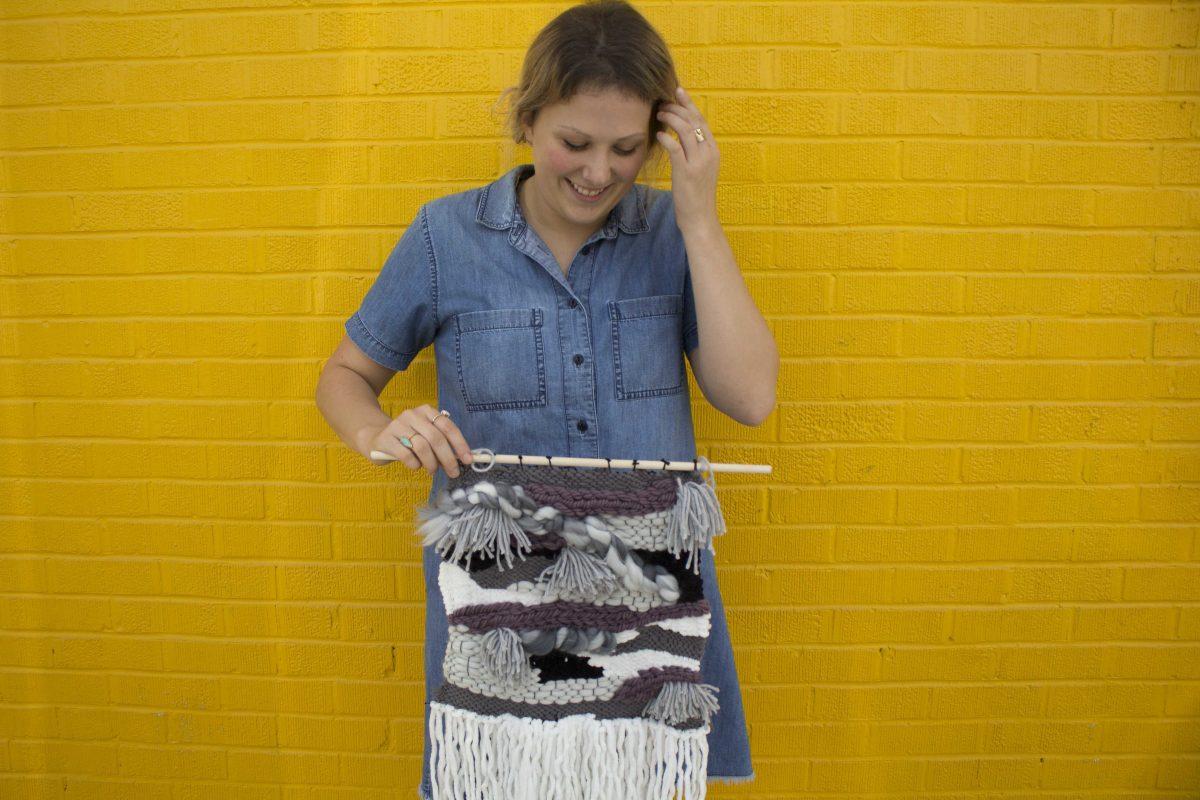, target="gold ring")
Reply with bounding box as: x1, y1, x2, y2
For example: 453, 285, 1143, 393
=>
693, 128, 705, 143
